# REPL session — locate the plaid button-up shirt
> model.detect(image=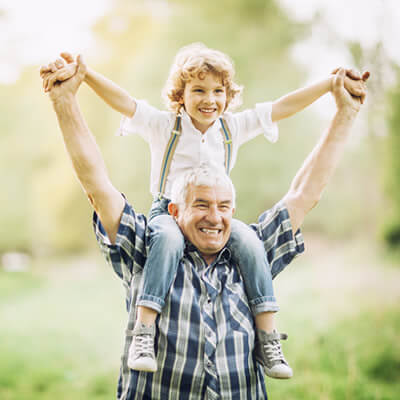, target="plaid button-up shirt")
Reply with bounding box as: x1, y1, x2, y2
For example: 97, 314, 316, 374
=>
93, 199, 304, 400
